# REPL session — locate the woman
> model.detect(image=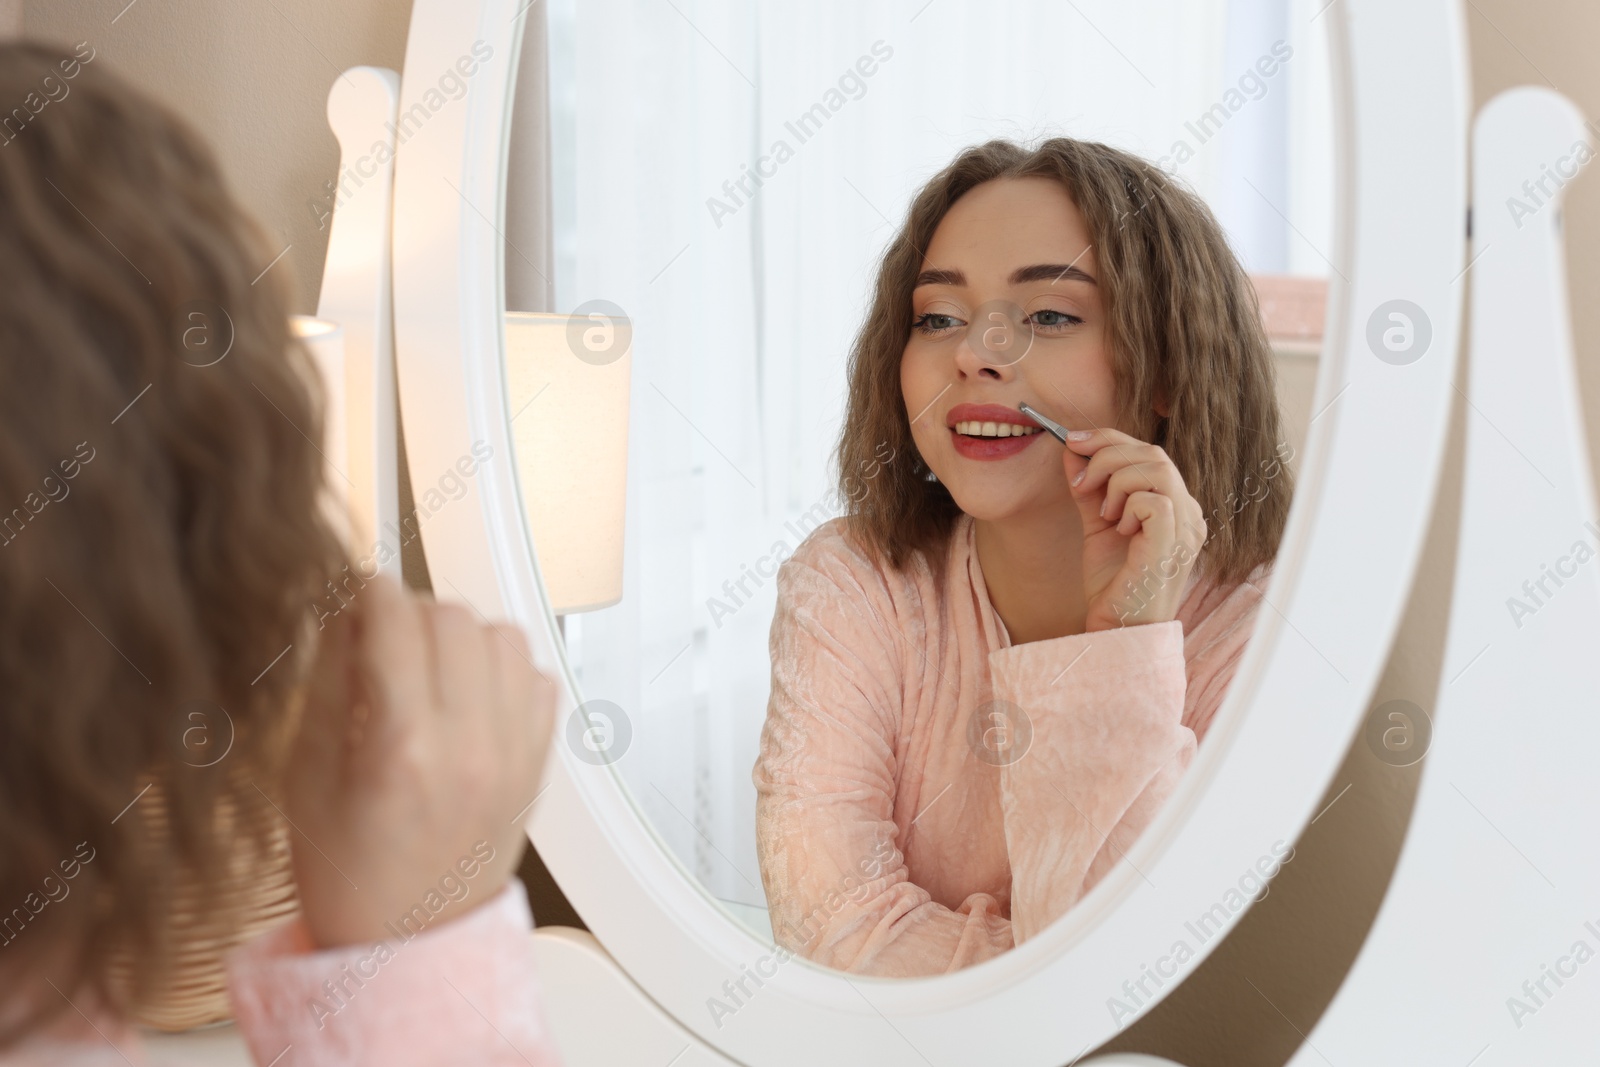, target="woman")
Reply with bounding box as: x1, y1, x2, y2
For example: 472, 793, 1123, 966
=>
753, 137, 1291, 977
0, 41, 563, 1064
